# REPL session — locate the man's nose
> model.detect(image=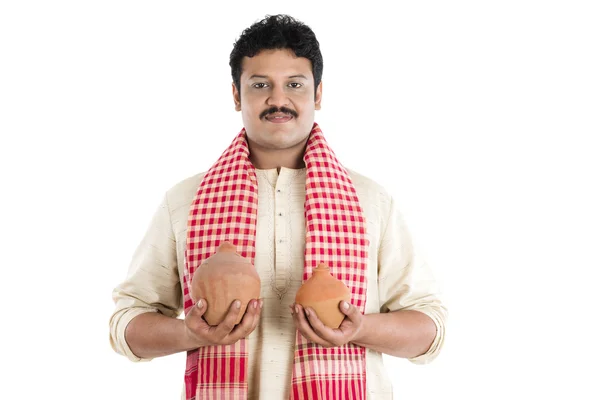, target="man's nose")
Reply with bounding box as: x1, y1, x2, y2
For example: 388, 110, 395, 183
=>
266, 85, 290, 108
